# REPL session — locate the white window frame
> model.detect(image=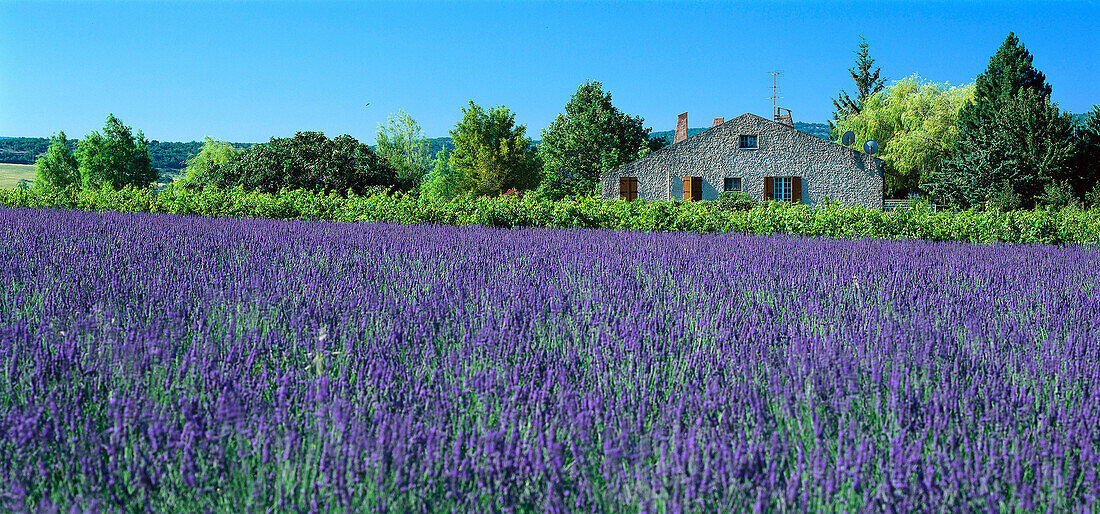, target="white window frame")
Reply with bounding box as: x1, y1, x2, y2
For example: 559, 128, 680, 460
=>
774, 177, 792, 201
739, 135, 758, 149
724, 177, 742, 192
